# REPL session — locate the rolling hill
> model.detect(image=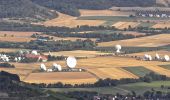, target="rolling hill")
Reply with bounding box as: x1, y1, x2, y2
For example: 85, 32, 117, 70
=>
0, 0, 57, 20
